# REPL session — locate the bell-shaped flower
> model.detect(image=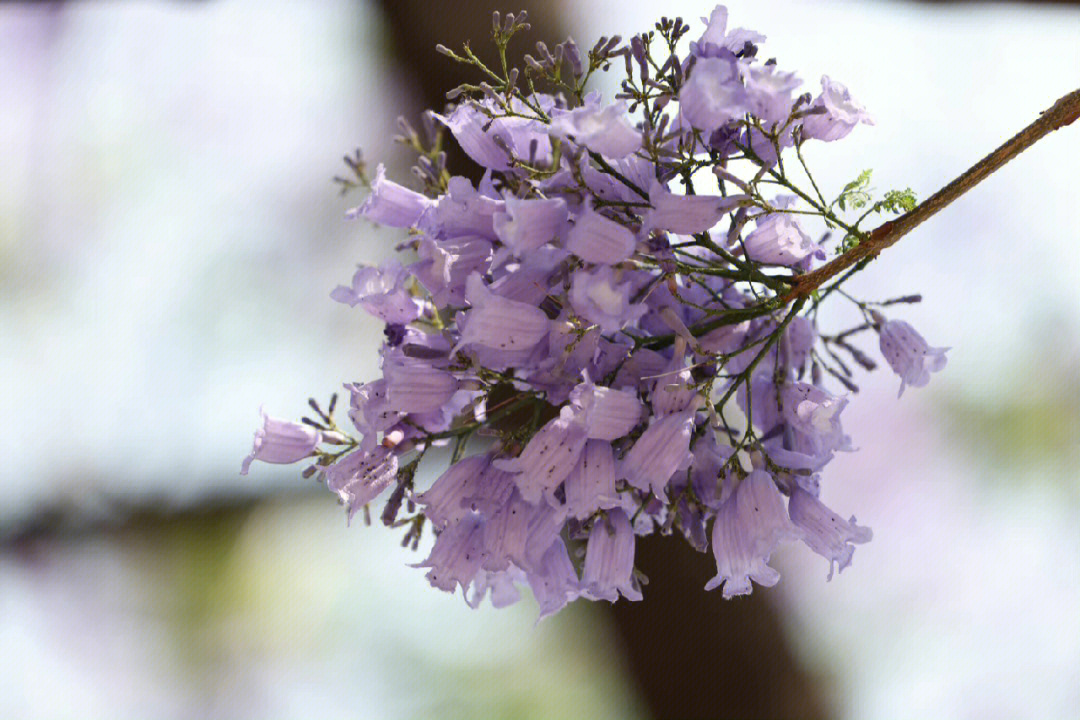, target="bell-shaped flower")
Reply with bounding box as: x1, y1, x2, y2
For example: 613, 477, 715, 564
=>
780, 382, 851, 454
467, 568, 524, 609
435, 100, 552, 172
324, 446, 399, 521
416, 454, 492, 529
689, 5, 766, 59
411, 234, 492, 307
744, 63, 801, 127
875, 317, 949, 397
650, 363, 701, 417
527, 321, 601, 405
482, 490, 560, 573
788, 486, 872, 579
744, 210, 824, 267
563, 440, 622, 519
566, 201, 638, 265
620, 409, 696, 498
348, 163, 433, 228
568, 381, 643, 441
801, 75, 874, 142
414, 511, 488, 594
493, 196, 569, 255
241, 410, 321, 474
705, 469, 802, 597
569, 266, 647, 334
421, 176, 503, 240
526, 539, 581, 621
330, 261, 421, 325
383, 357, 459, 414
495, 414, 587, 505
550, 96, 641, 159
582, 509, 643, 602
679, 55, 748, 133
645, 180, 747, 235
456, 273, 550, 352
